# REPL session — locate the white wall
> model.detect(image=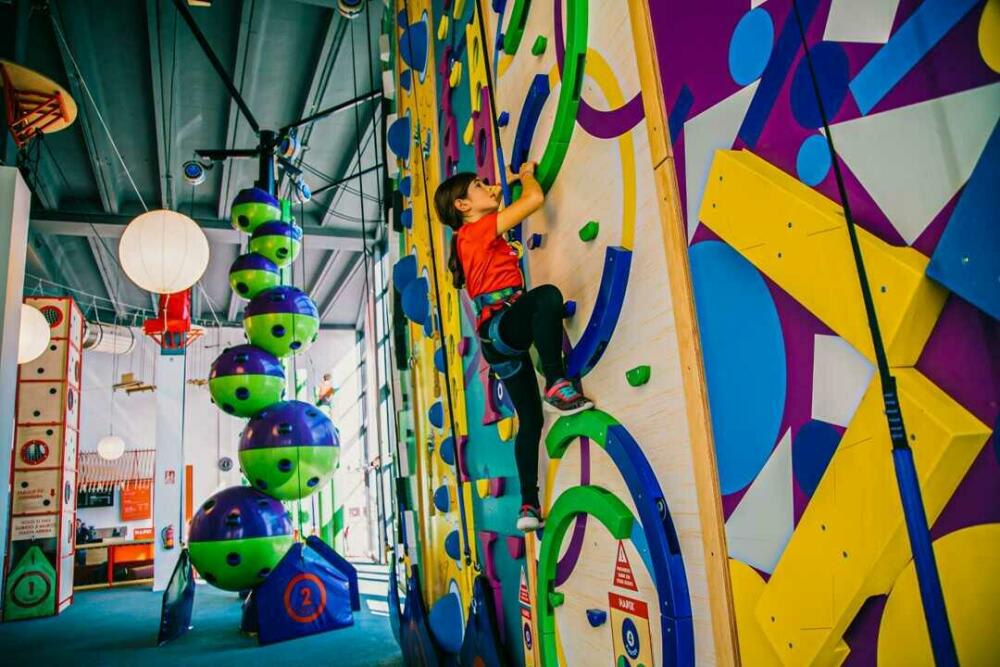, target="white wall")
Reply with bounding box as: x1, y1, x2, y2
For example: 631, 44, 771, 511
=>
78, 326, 356, 537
